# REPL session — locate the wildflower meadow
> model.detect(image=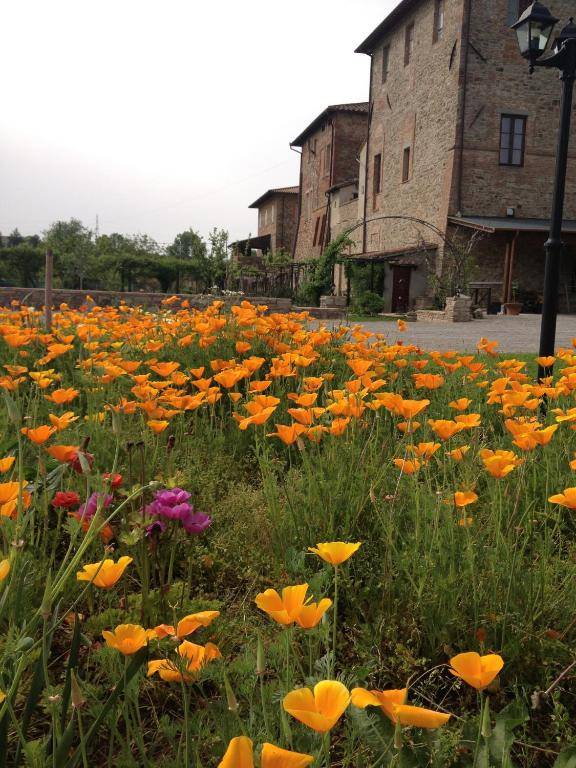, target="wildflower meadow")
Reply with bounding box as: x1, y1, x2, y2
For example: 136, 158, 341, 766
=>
0, 296, 575, 767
